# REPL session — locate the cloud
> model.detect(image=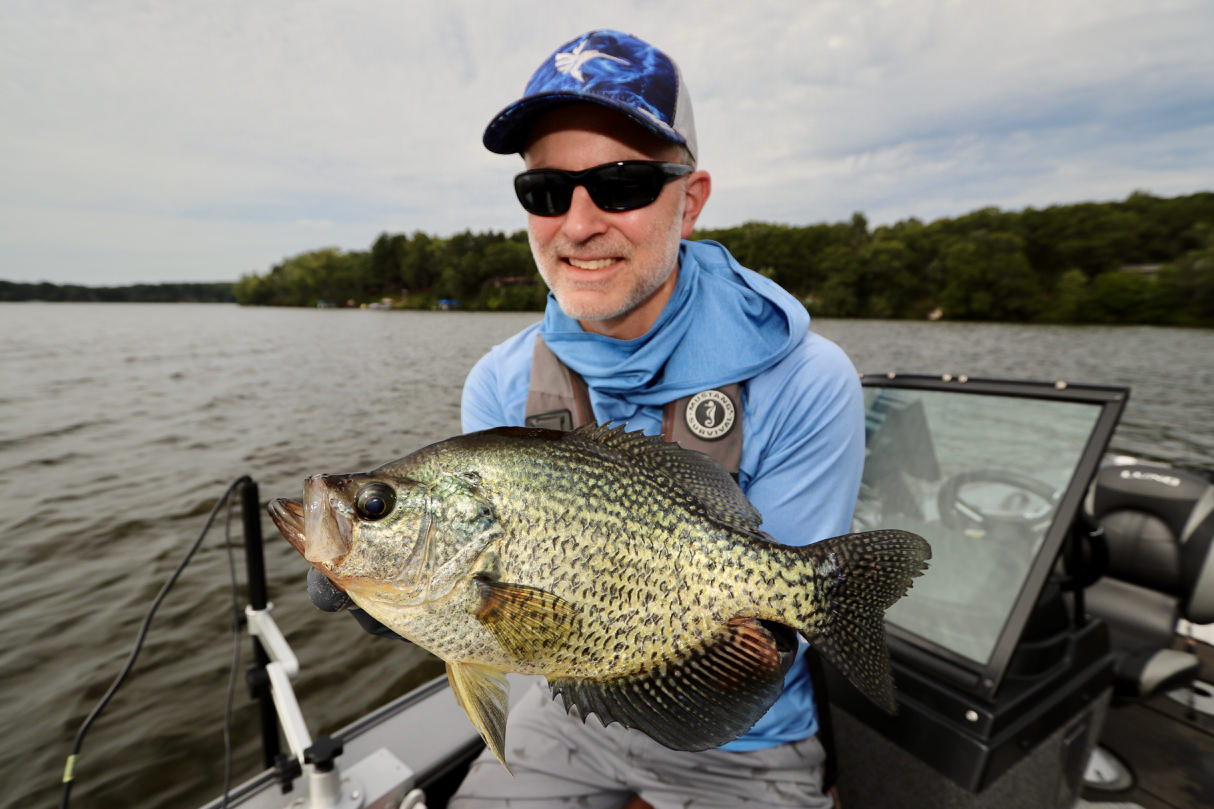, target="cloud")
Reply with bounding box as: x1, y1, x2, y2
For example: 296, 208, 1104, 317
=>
1, 0, 1211, 283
